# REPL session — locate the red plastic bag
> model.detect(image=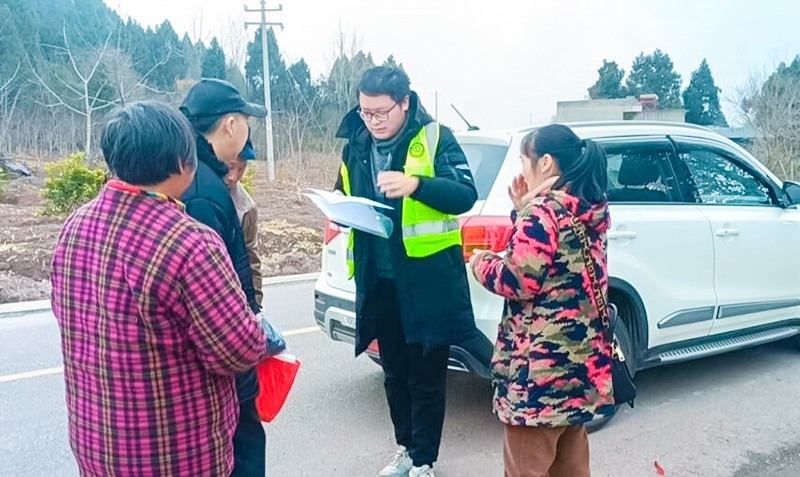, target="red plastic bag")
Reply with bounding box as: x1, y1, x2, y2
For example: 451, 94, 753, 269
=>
254, 353, 301, 422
